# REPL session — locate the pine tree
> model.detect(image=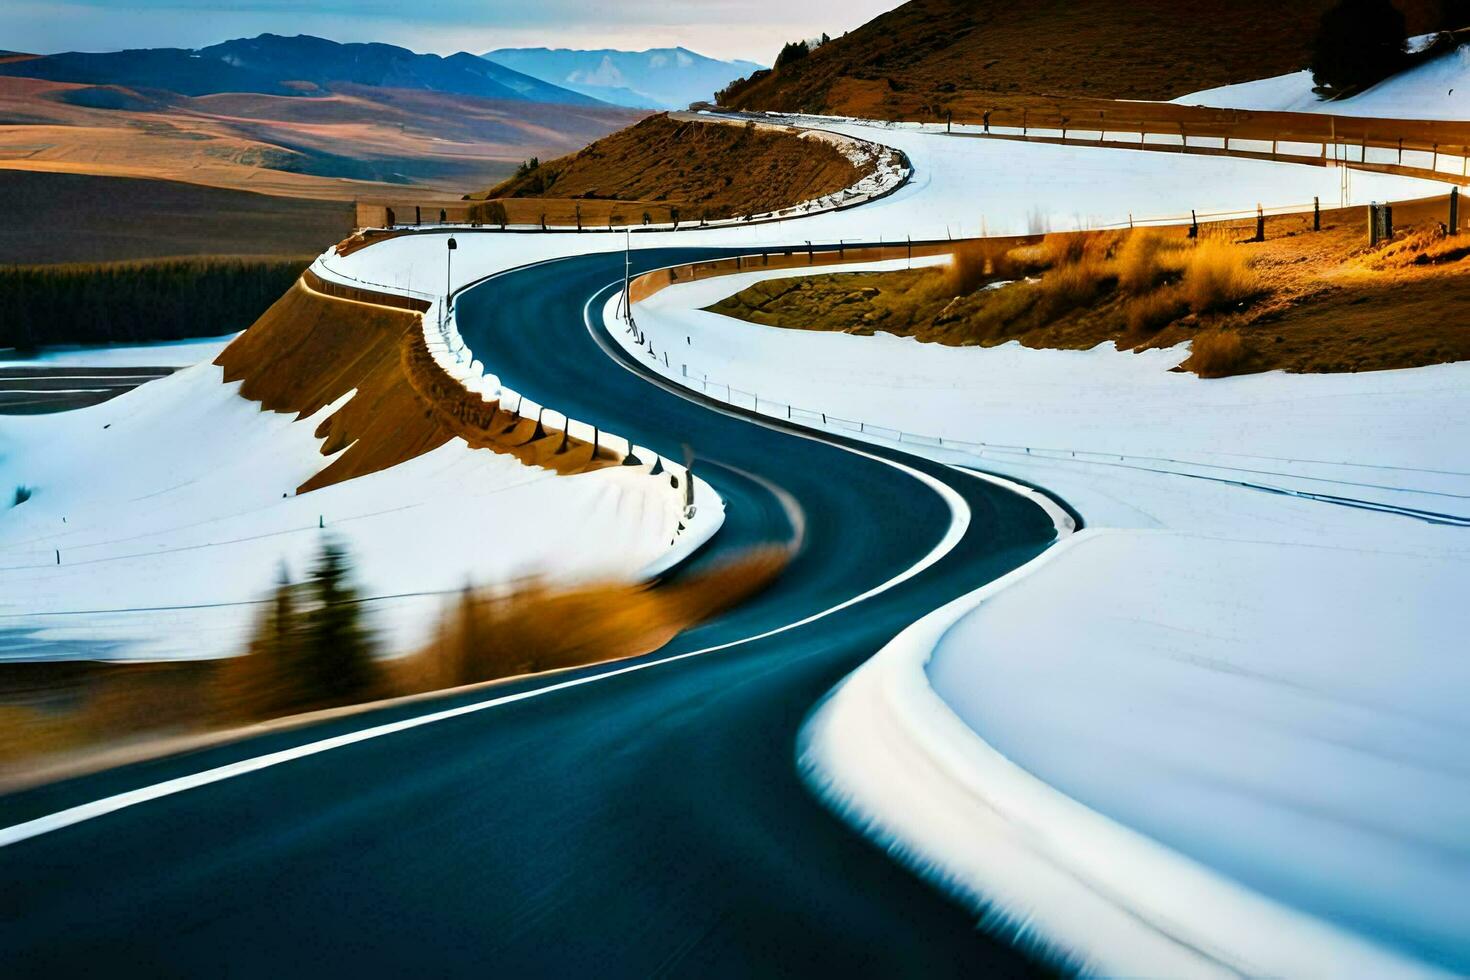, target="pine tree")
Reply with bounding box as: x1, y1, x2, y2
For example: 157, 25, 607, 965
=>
219, 563, 302, 720
300, 538, 378, 707
1310, 0, 1407, 96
